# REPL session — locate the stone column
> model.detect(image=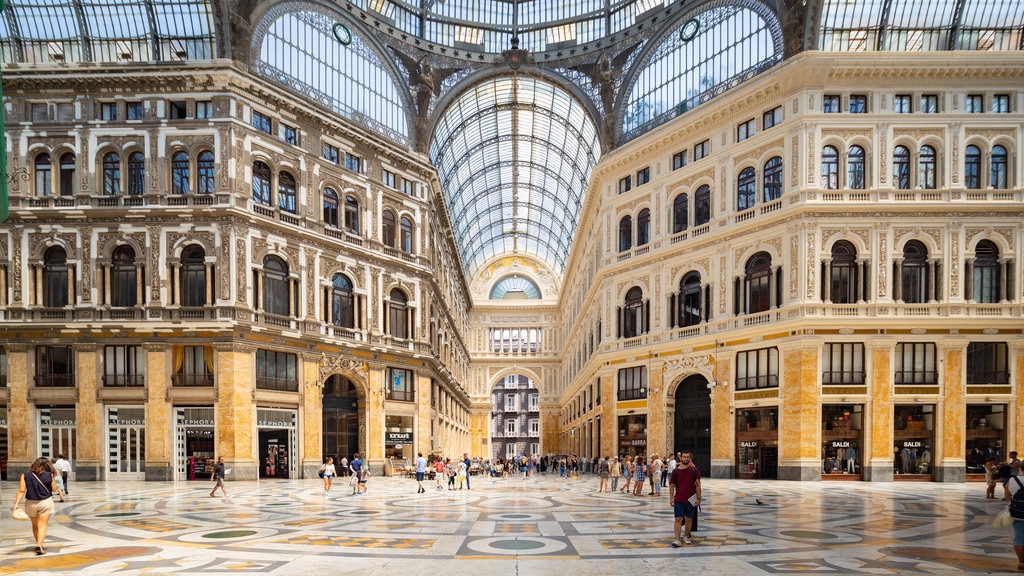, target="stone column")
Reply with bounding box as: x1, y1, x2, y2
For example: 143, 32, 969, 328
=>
144, 343, 173, 480
1012, 343, 1024, 452
365, 363, 385, 463
647, 356, 666, 456
6, 345, 33, 476
937, 341, 966, 482
213, 343, 256, 479
710, 352, 735, 479
300, 352, 324, 479
865, 340, 895, 481
74, 344, 102, 481
416, 373, 433, 458
779, 343, 821, 481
